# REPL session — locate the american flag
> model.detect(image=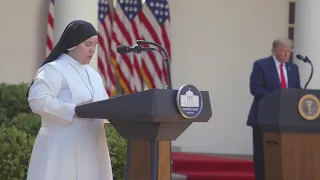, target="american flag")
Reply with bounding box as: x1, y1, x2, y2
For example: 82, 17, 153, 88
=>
138, 0, 171, 89
98, 0, 117, 97
46, 0, 54, 57
110, 0, 144, 94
